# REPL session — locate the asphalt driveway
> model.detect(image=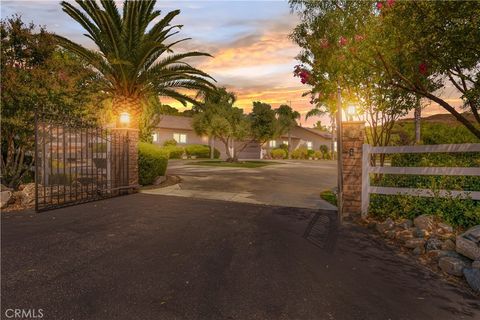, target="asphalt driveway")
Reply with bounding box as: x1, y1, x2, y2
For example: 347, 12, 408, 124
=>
142, 160, 337, 210
2, 194, 479, 320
